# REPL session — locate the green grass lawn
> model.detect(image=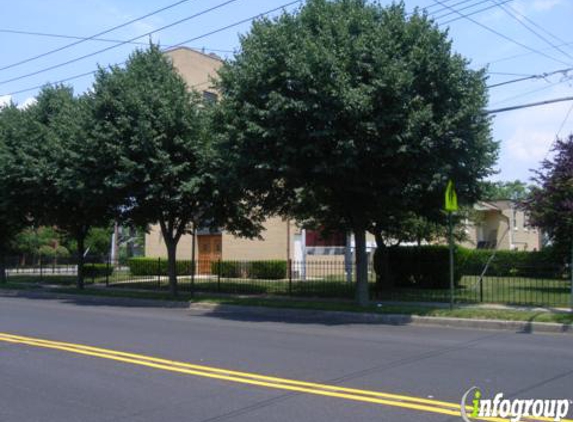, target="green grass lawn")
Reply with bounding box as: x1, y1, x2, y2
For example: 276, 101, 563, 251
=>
5, 284, 569, 325
8, 269, 571, 308
107, 272, 571, 307
6, 275, 91, 286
